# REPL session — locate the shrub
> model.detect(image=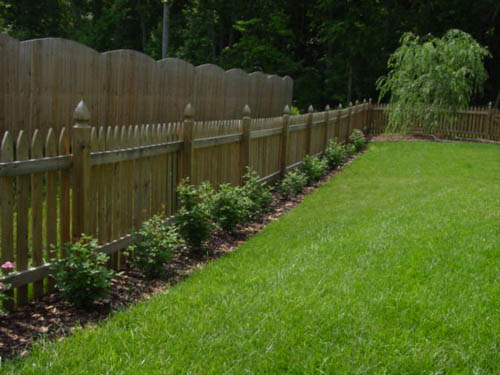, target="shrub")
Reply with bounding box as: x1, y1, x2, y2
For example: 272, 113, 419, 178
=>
52, 235, 114, 308
324, 138, 347, 169
241, 168, 273, 218
128, 215, 183, 279
212, 183, 252, 232
349, 129, 366, 152
279, 170, 308, 199
345, 143, 357, 157
302, 155, 328, 185
0, 261, 14, 311
176, 179, 215, 249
